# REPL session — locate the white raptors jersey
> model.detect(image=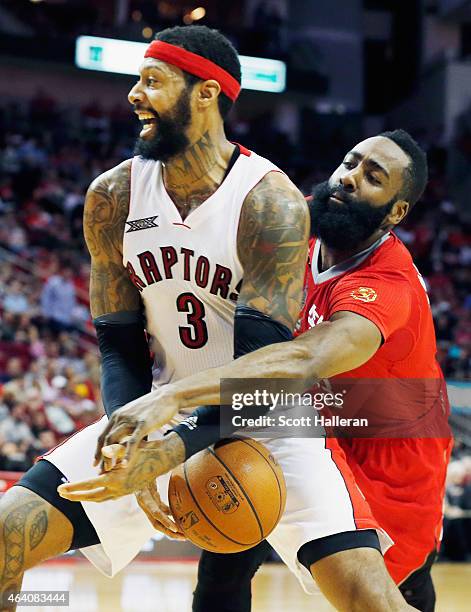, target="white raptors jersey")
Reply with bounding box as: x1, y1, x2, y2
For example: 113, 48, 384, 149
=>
123, 147, 281, 385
